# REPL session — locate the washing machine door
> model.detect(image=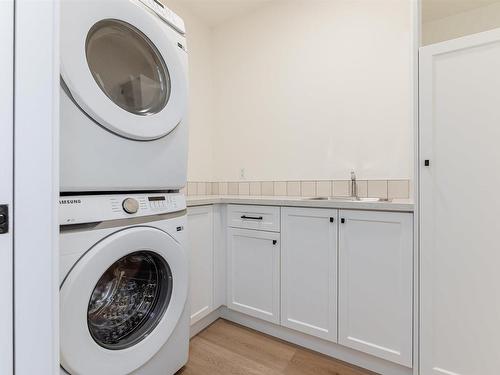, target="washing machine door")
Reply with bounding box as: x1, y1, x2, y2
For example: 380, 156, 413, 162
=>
60, 226, 188, 375
60, 0, 188, 140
